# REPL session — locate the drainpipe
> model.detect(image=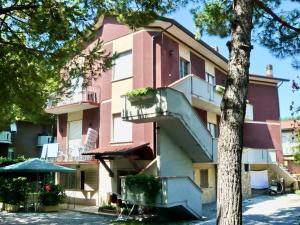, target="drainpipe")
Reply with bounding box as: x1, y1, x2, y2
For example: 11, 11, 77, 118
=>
151, 23, 173, 158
